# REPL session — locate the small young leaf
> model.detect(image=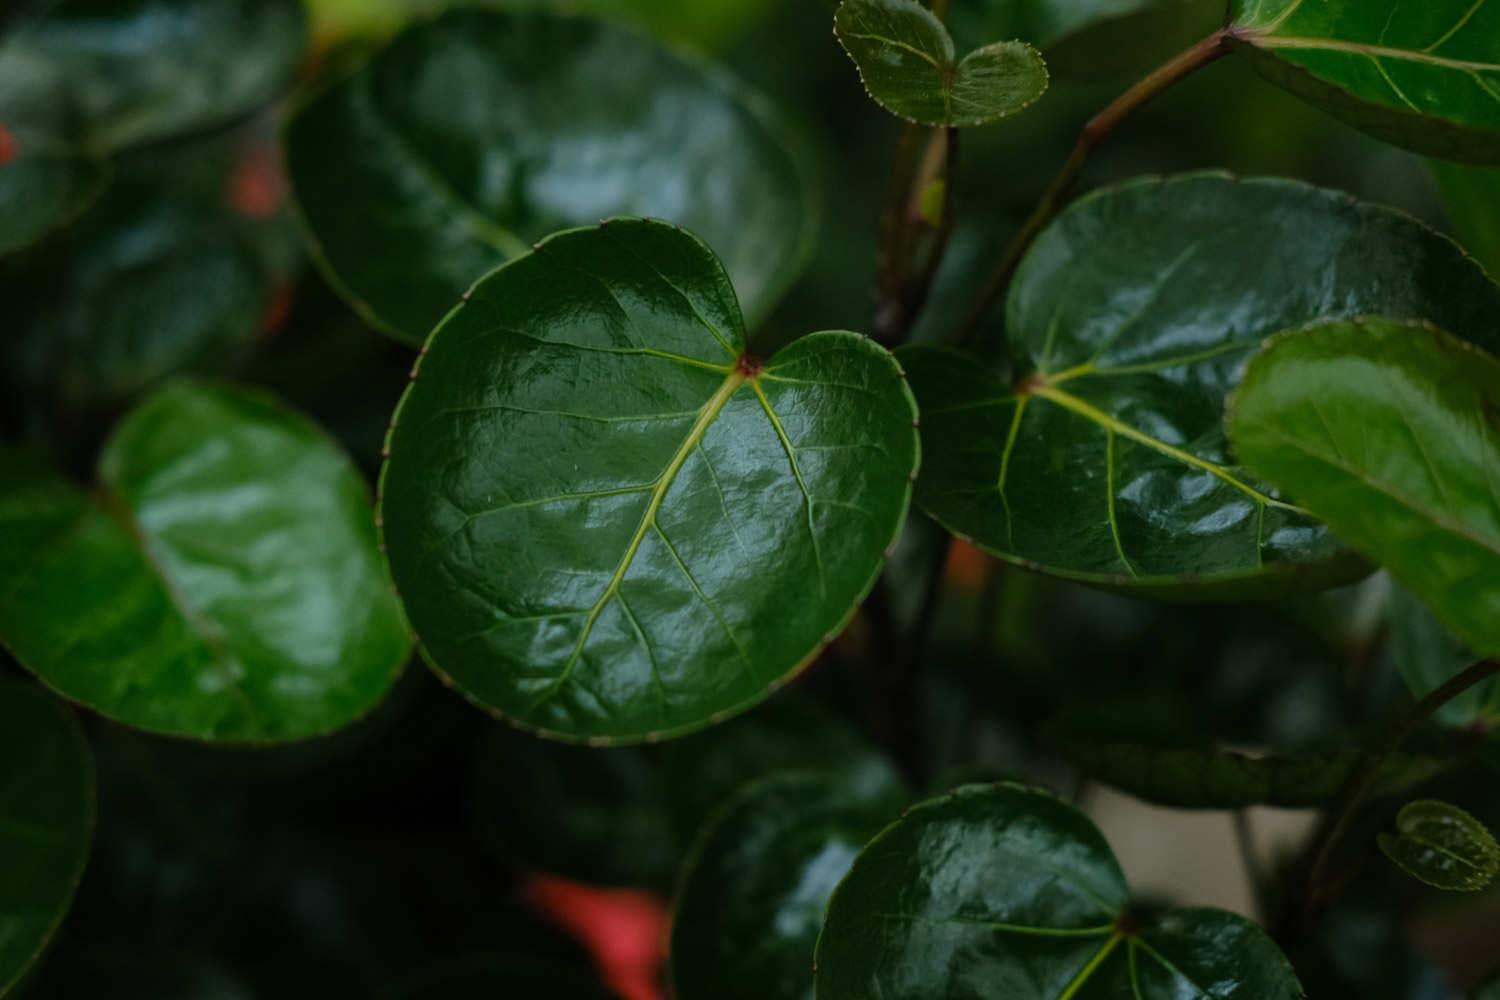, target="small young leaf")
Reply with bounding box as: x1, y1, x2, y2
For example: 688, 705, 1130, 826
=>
0, 681, 95, 997
1378, 799, 1500, 892
1229, 0, 1500, 164
1230, 318, 1500, 657
4, 0, 307, 153
287, 8, 813, 344
380, 219, 918, 744
906, 173, 1500, 597
670, 764, 907, 1000
834, 0, 1048, 127
0, 383, 412, 742
0, 49, 106, 257
814, 783, 1304, 999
